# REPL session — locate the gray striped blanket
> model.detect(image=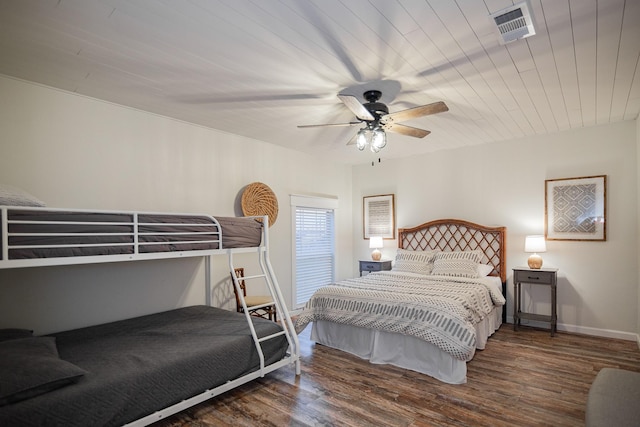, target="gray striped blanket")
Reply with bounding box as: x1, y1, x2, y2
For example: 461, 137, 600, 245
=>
294, 271, 505, 361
